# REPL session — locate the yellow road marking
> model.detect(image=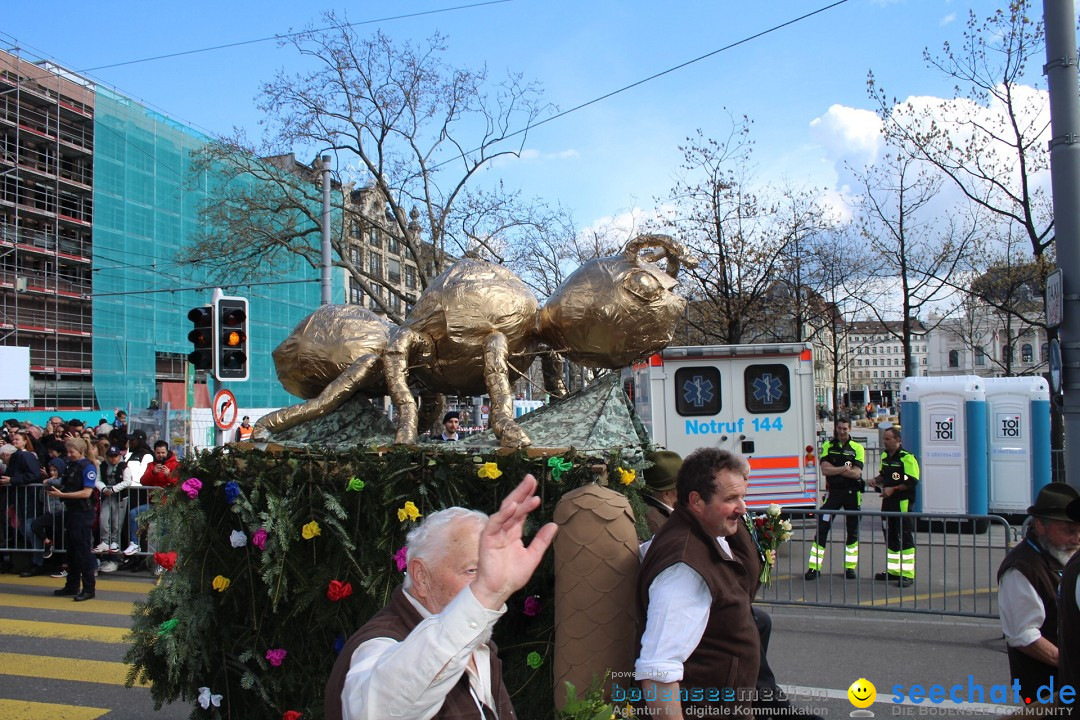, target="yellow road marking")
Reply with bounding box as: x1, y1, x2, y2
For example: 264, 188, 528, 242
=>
0, 576, 155, 594
0, 652, 148, 686
858, 586, 997, 607
0, 593, 134, 616
0, 699, 108, 719
0, 618, 129, 643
